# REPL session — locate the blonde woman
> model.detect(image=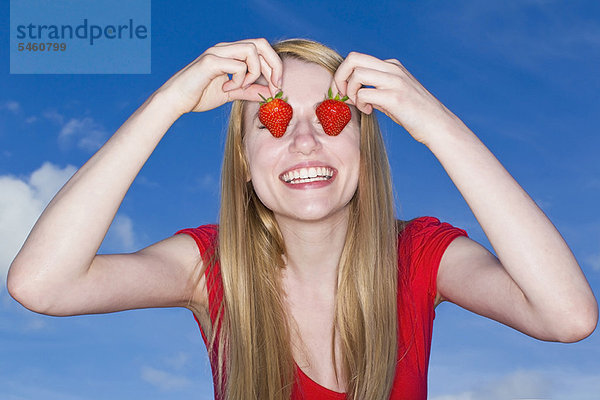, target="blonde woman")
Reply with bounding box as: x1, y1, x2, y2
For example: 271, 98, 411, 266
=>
7, 38, 597, 399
